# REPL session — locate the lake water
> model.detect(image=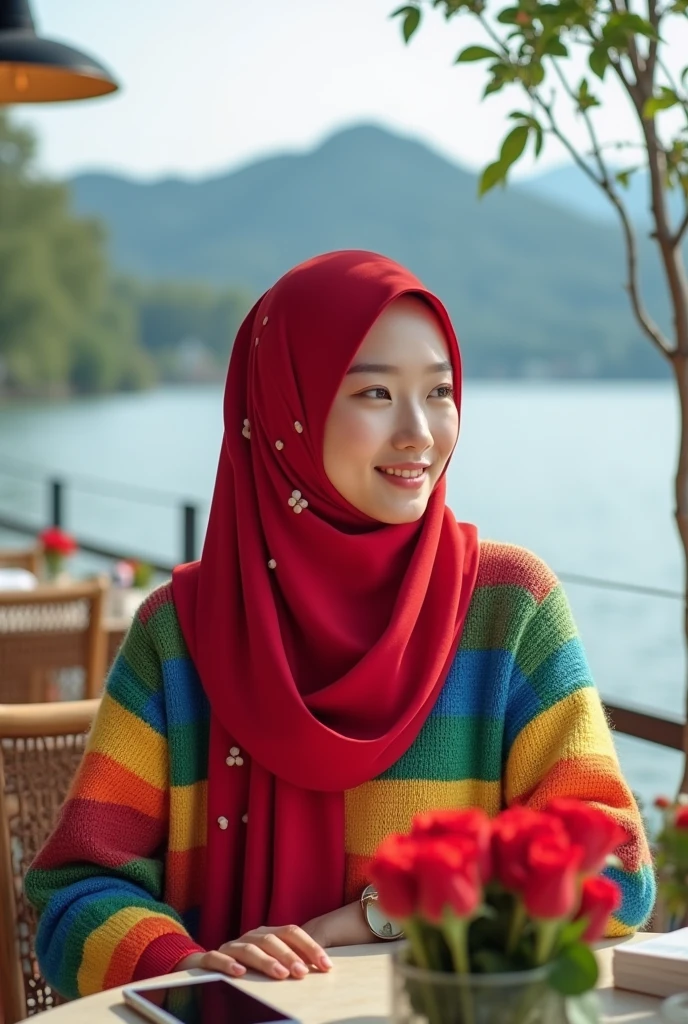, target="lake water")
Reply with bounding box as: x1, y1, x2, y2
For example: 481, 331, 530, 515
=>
0, 381, 684, 819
